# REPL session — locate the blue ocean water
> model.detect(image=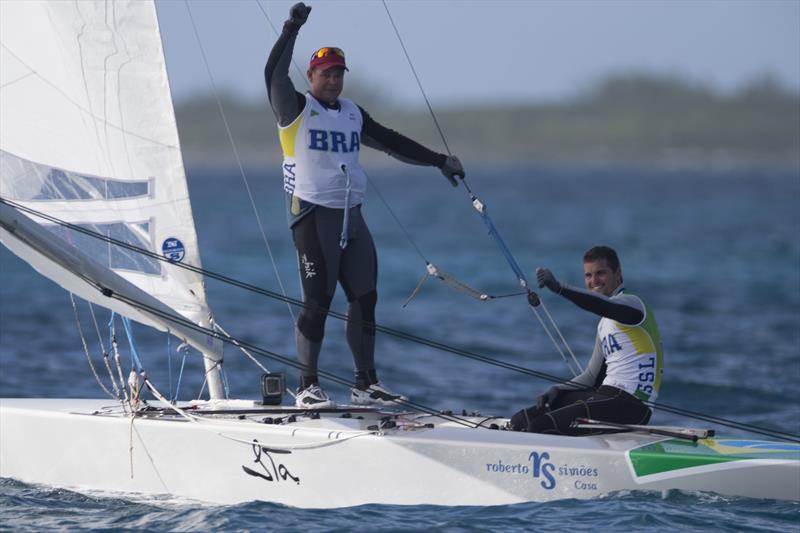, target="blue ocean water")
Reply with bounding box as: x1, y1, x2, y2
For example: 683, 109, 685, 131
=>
1, 162, 799, 530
